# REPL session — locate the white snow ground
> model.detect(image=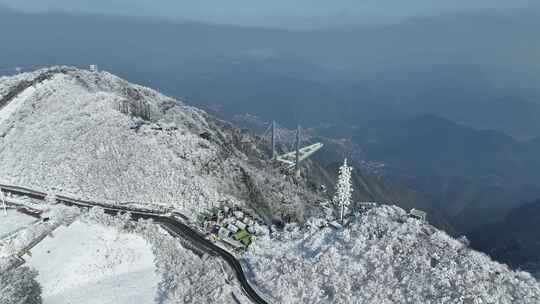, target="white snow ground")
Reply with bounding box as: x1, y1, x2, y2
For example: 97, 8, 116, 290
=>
0, 85, 35, 125
26, 220, 159, 304
0, 210, 36, 237
246, 206, 540, 304
4, 67, 537, 303
84, 208, 251, 304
